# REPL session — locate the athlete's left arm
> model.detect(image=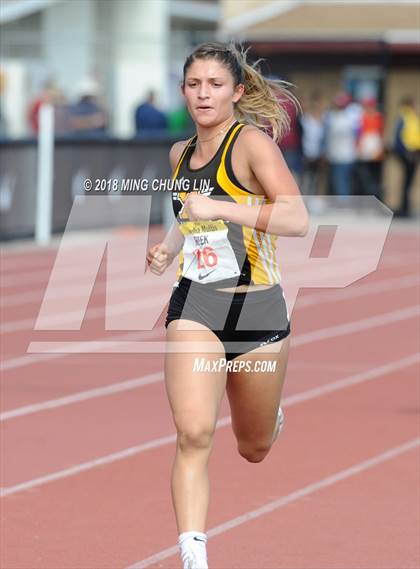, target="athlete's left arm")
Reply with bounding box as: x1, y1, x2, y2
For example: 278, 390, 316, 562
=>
221, 128, 309, 236
185, 129, 309, 236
